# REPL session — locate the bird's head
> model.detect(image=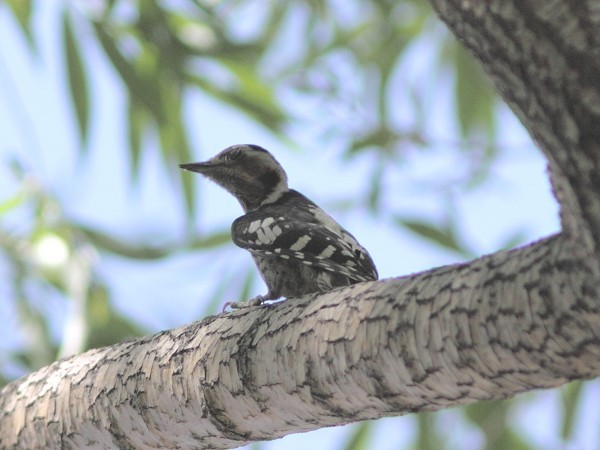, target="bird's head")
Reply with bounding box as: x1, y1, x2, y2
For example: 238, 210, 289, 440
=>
180, 144, 289, 212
